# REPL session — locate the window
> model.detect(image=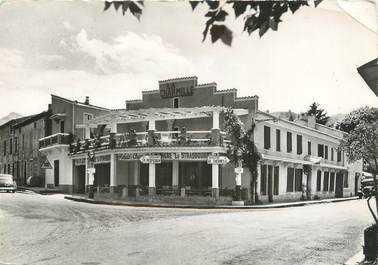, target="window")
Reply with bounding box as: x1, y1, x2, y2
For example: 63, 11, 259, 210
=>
264, 126, 271, 149
316, 170, 322, 191
286, 167, 294, 192
330, 172, 335, 191
331, 148, 334, 161
14, 137, 18, 154
276, 129, 281, 151
261, 165, 267, 195
9, 138, 12, 154
323, 172, 329, 191
343, 172, 349, 188
287, 132, 292, 153
296, 135, 302, 155
307, 141, 311, 155
22, 134, 25, 151
273, 166, 279, 195
295, 168, 303, 192
33, 122, 37, 129
325, 145, 328, 160
318, 144, 324, 158
337, 151, 342, 162
60, 121, 65, 133
3, 140, 6, 156
173, 97, 180, 108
